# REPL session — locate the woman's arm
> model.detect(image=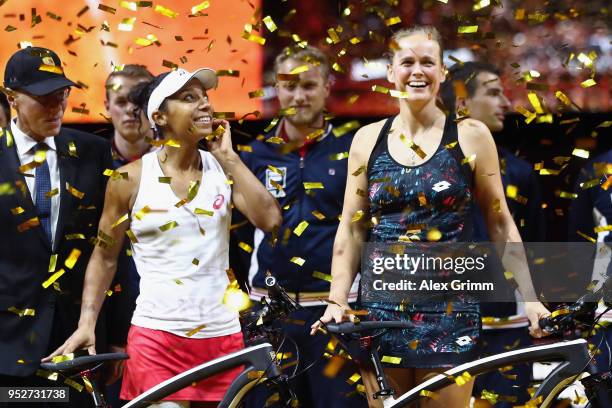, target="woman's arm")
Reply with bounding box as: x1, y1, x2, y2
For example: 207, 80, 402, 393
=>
44, 161, 140, 359
459, 119, 549, 336
209, 120, 282, 233
311, 125, 376, 333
